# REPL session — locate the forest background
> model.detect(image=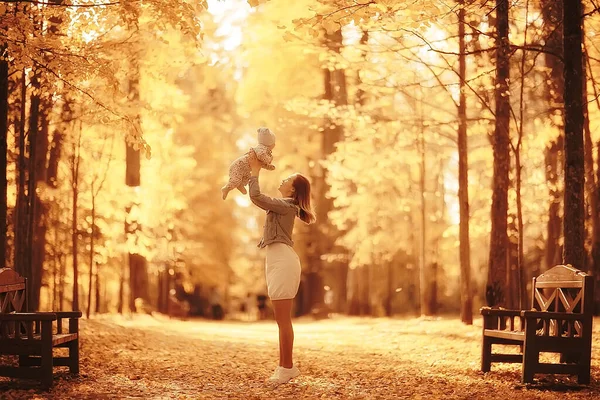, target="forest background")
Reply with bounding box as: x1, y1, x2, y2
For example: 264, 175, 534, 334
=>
0, 0, 597, 324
